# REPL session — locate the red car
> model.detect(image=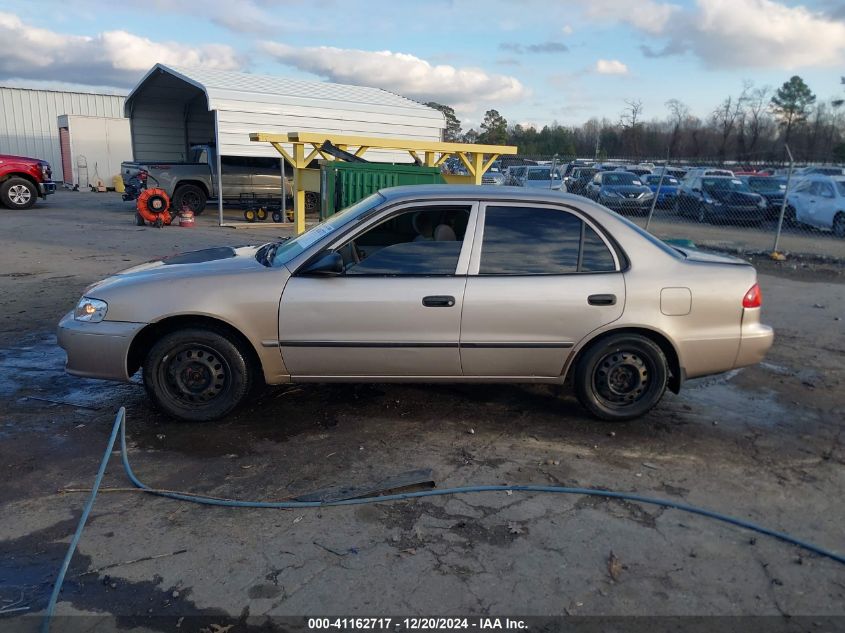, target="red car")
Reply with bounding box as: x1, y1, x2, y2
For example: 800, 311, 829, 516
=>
0, 154, 56, 209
